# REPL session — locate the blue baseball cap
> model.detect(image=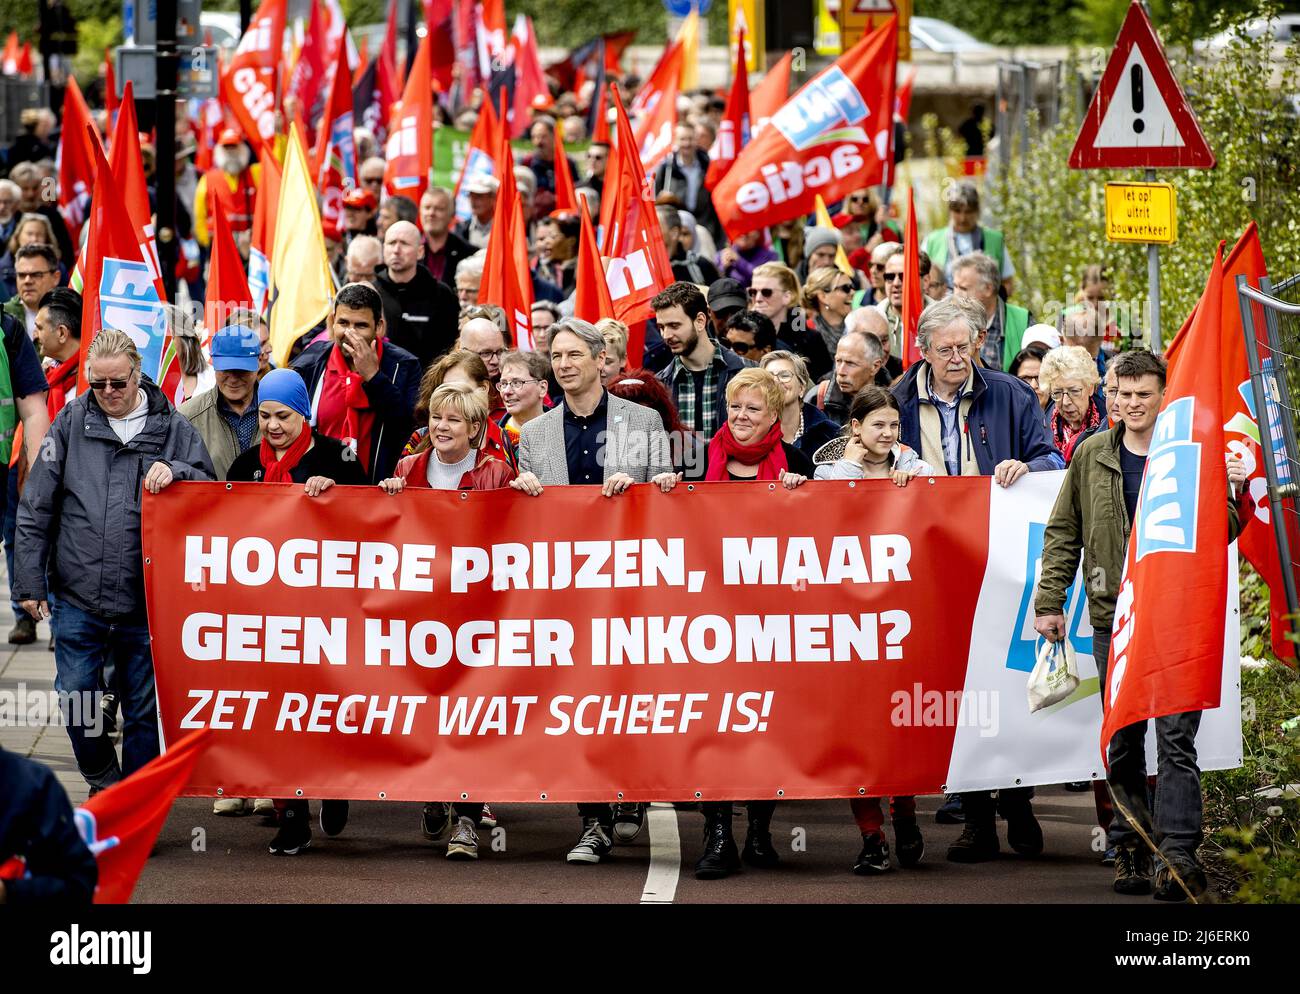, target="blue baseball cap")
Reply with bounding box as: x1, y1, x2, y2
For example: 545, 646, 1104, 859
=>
211, 323, 262, 372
